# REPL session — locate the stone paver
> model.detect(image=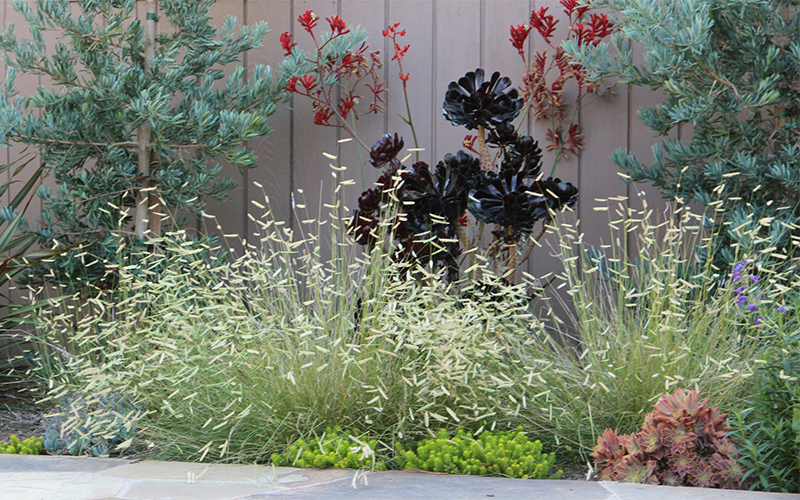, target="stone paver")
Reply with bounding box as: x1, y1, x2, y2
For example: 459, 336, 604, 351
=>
119, 479, 285, 500
251, 473, 611, 500
602, 481, 800, 500
0, 454, 129, 473
0, 472, 126, 500
0, 455, 798, 500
